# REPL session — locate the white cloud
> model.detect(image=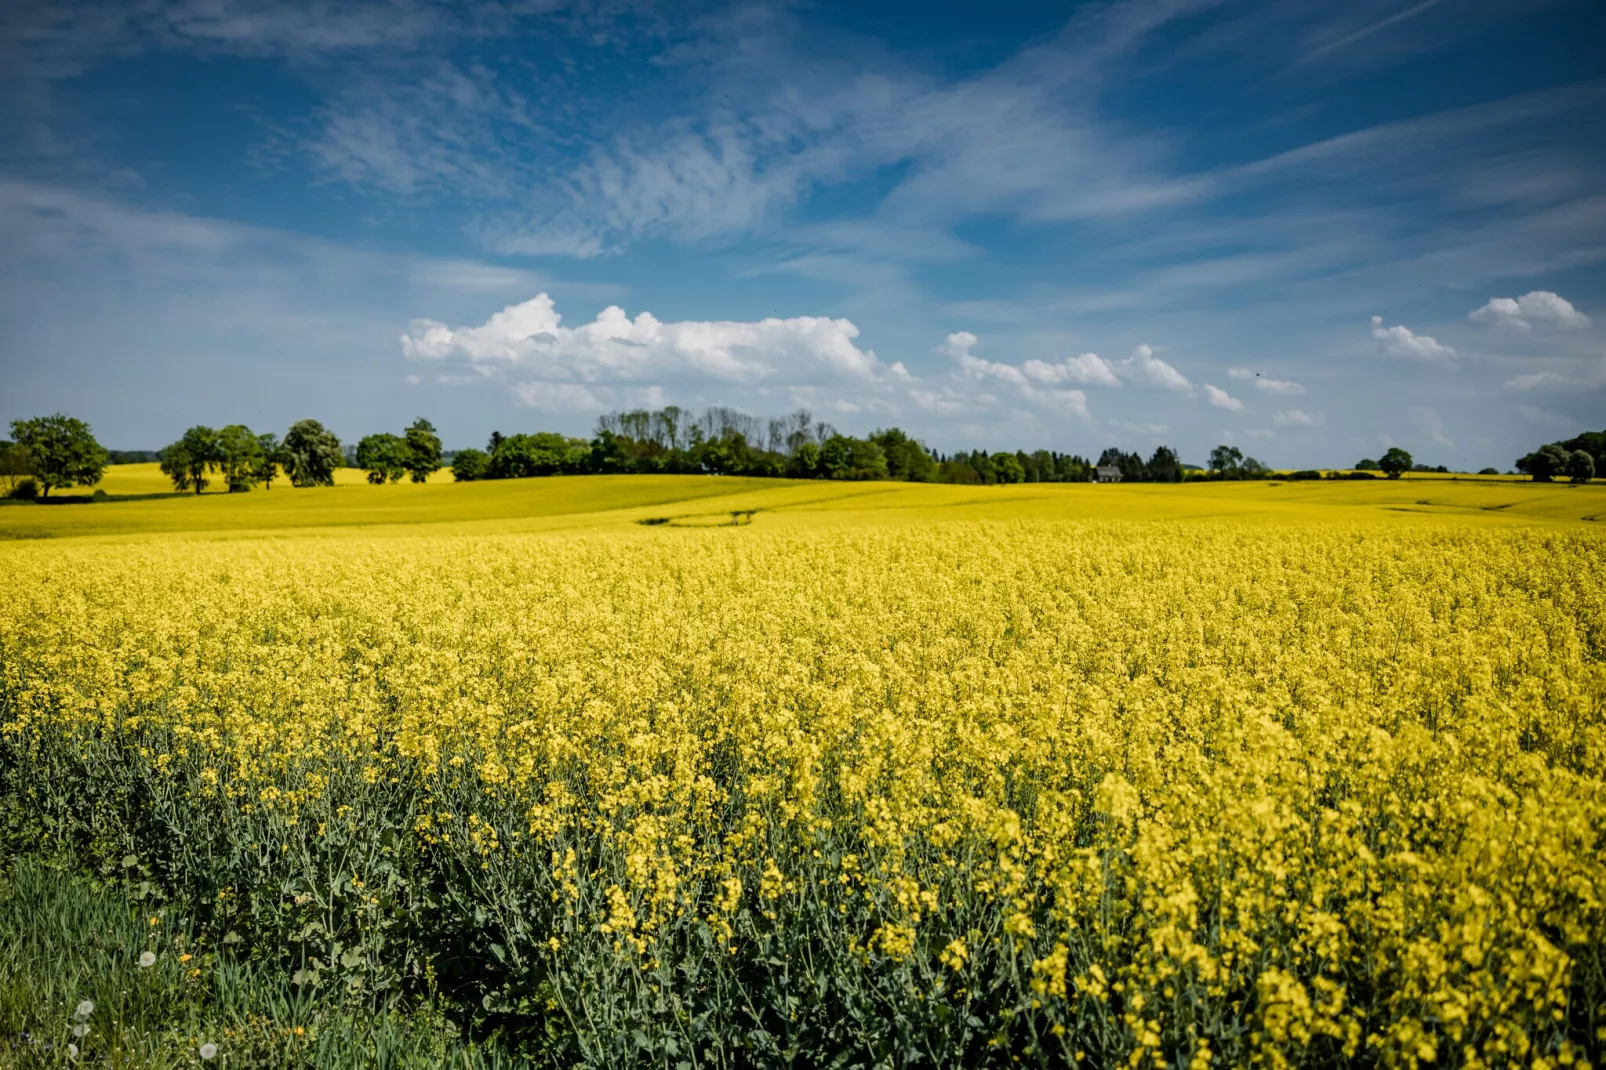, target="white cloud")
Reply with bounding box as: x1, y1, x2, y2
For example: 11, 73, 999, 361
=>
1257, 377, 1305, 395
1504, 370, 1566, 390
941, 332, 1090, 417
1021, 351, 1122, 387
1118, 344, 1192, 391
1227, 367, 1305, 394
1244, 429, 1277, 439
1370, 315, 1456, 361
1202, 383, 1244, 411
1503, 355, 1606, 392
1470, 291, 1590, 330
402, 293, 886, 409
1273, 409, 1324, 427
1108, 419, 1168, 436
